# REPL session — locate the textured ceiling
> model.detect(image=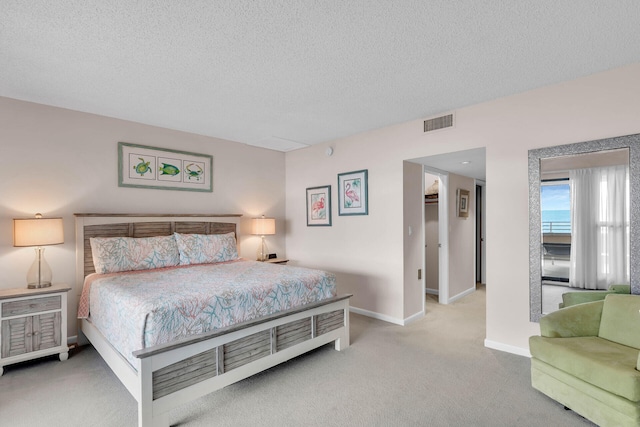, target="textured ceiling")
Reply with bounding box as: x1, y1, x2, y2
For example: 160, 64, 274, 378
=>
2, 1, 640, 152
